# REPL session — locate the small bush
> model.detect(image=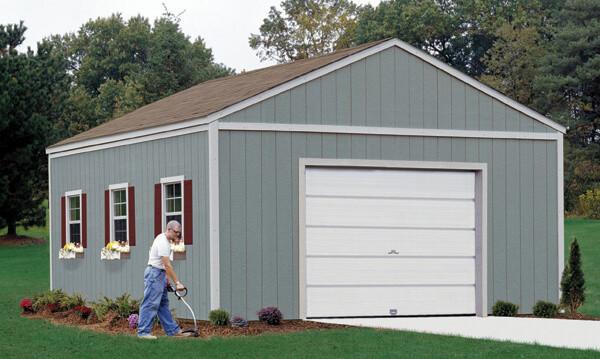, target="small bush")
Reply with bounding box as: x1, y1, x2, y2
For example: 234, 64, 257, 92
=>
257, 306, 283, 325
47, 303, 62, 312
560, 237, 586, 313
209, 309, 230, 326
532, 301, 558, 318
491, 300, 519, 316
91, 292, 141, 320
127, 314, 139, 329
231, 316, 248, 328
61, 292, 87, 310
578, 188, 600, 219
31, 289, 68, 311
20, 298, 33, 312
73, 305, 93, 319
